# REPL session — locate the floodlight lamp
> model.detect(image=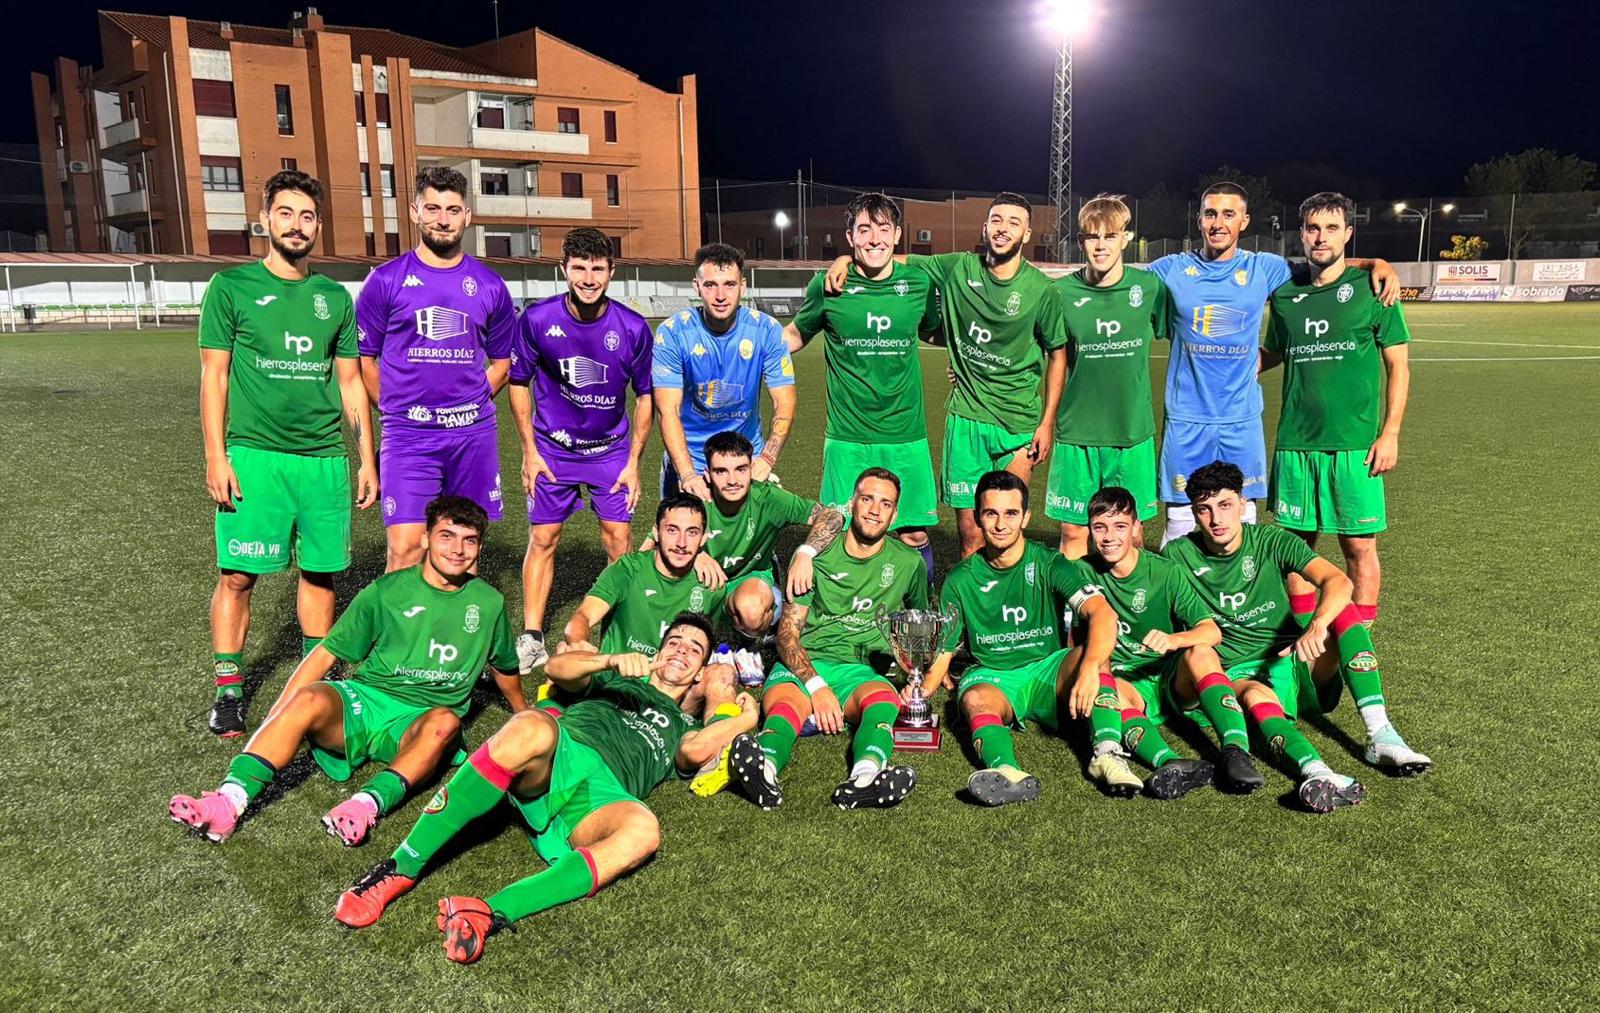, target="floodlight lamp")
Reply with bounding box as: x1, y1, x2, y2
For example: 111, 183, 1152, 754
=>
1441, 203, 1456, 213
774, 211, 791, 229
1393, 202, 1407, 213
1044, 0, 1094, 39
